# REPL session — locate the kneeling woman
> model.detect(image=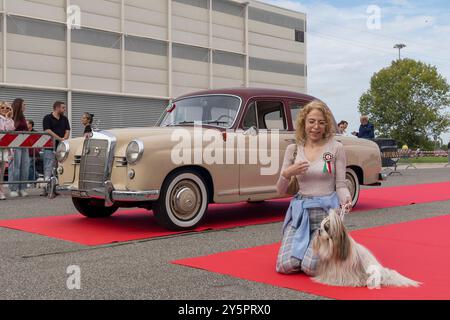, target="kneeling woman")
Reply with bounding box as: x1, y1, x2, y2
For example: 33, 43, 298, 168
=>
276, 100, 352, 276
